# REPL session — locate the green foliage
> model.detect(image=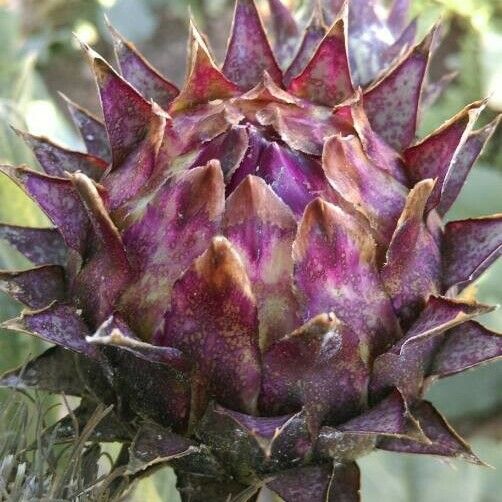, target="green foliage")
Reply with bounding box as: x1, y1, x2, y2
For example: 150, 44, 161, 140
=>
0, 392, 131, 501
